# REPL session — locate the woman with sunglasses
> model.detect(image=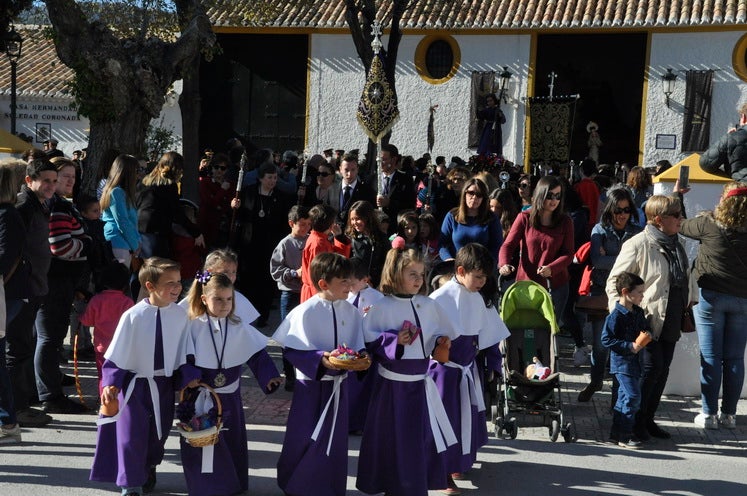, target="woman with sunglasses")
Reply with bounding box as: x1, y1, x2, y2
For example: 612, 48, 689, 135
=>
606, 194, 692, 442
577, 187, 642, 403
499, 176, 574, 322
438, 178, 502, 263
516, 174, 536, 211
198, 153, 234, 249
302, 162, 340, 209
